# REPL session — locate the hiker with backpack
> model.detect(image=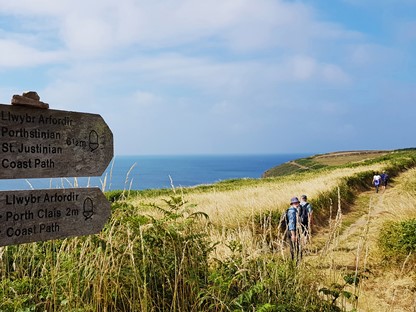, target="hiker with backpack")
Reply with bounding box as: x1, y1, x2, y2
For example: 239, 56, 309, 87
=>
372, 172, 382, 193
380, 171, 389, 190
299, 195, 313, 243
286, 197, 301, 261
